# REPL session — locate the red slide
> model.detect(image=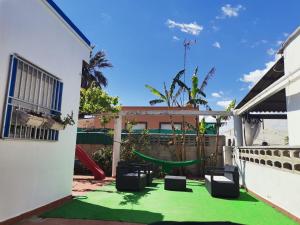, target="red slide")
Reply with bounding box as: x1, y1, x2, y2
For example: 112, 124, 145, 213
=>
75, 145, 105, 180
